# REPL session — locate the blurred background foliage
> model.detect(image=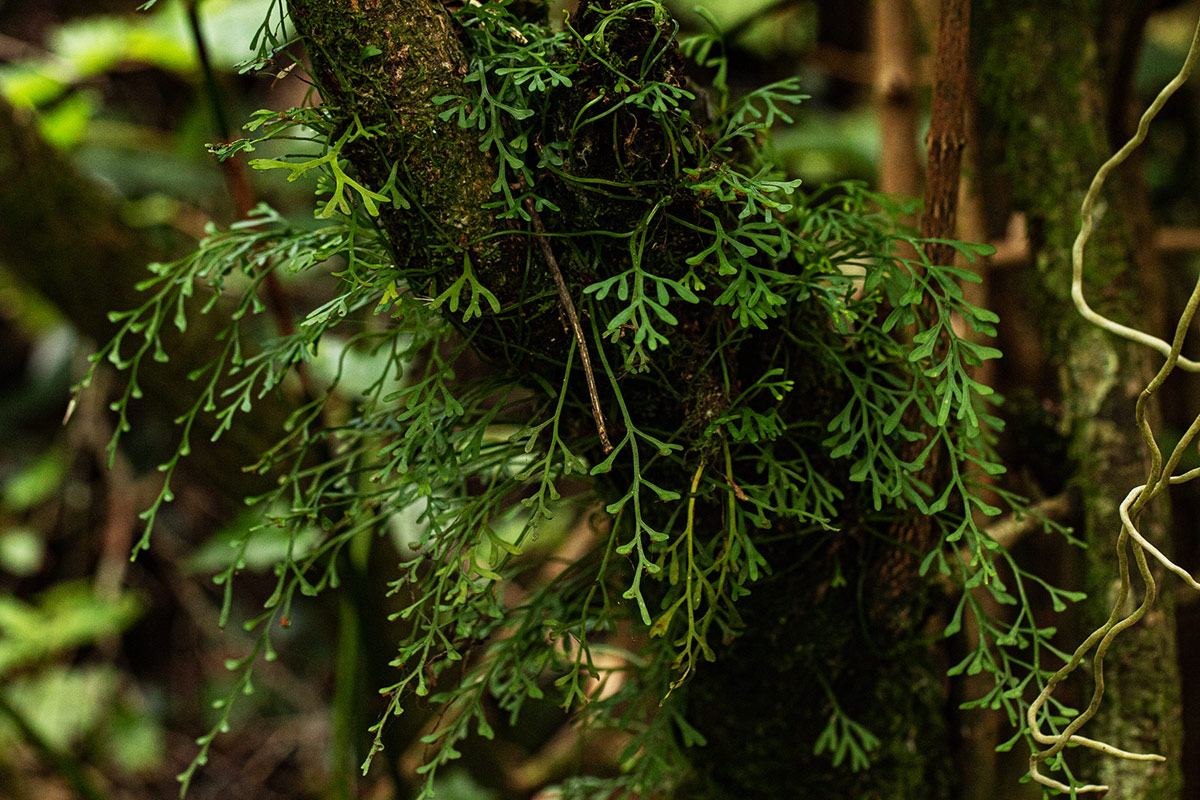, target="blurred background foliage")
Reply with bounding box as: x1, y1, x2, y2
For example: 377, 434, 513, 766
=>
3, 1, 1200, 798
